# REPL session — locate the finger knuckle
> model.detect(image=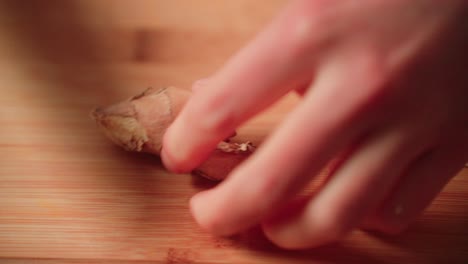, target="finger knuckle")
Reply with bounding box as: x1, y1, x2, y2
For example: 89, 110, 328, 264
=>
288, 16, 318, 50
328, 50, 391, 122
283, 2, 332, 59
